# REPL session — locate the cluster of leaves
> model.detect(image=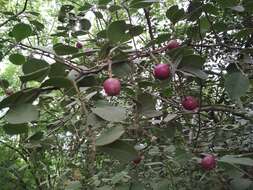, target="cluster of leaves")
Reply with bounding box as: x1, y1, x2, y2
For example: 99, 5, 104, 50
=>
0, 0, 253, 189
